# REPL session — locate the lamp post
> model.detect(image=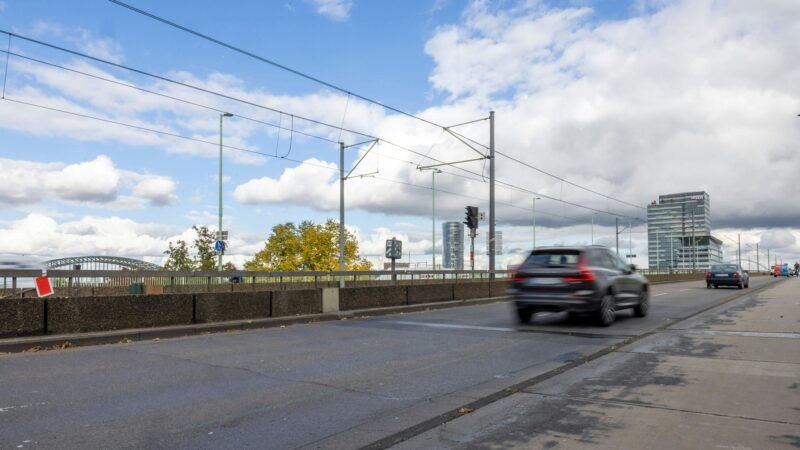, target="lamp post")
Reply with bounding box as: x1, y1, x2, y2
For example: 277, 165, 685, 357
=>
591, 212, 596, 245
532, 197, 541, 248
419, 167, 442, 269
218, 112, 233, 271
